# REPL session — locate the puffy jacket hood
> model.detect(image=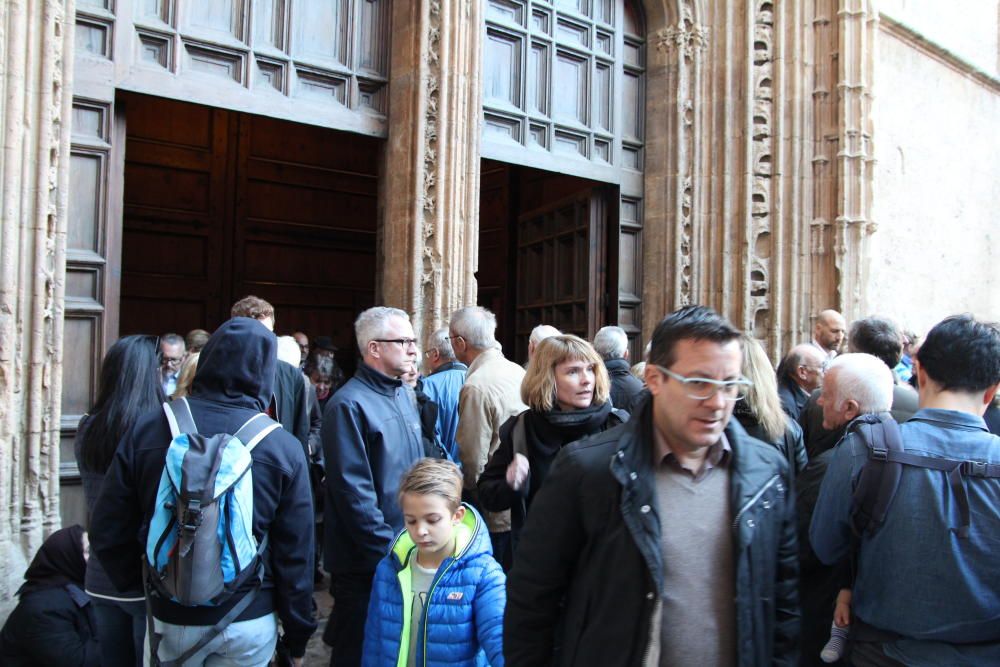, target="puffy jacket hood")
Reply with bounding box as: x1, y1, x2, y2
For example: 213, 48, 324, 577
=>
192, 317, 276, 411
388, 503, 488, 570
